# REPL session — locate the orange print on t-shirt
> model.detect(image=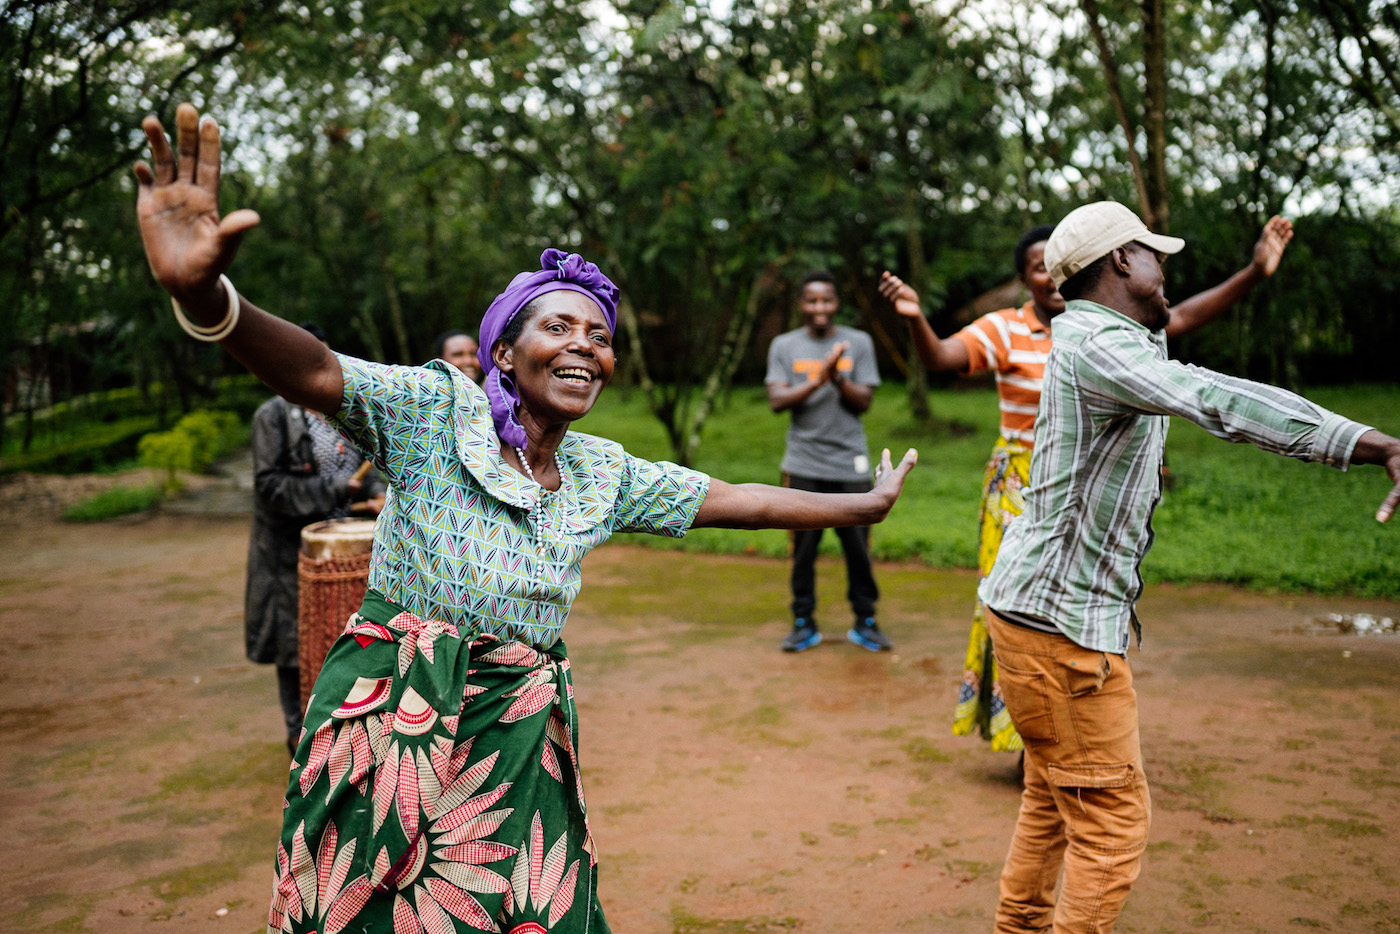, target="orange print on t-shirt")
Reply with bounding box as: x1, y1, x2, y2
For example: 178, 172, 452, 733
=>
792, 357, 855, 382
